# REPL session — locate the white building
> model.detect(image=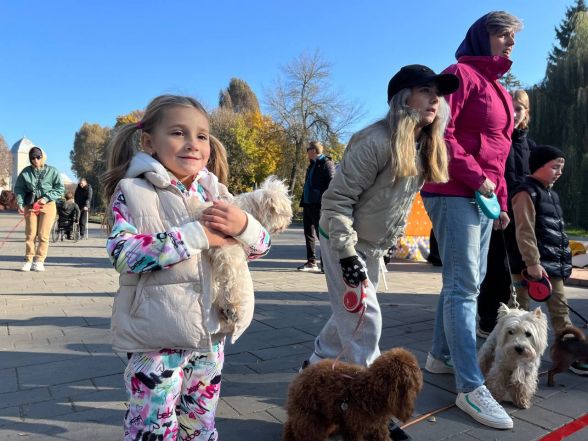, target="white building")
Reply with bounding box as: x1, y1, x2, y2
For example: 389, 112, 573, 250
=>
10, 137, 37, 190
